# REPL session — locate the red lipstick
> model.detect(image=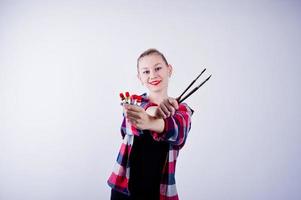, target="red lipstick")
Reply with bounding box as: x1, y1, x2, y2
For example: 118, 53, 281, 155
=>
149, 80, 161, 86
